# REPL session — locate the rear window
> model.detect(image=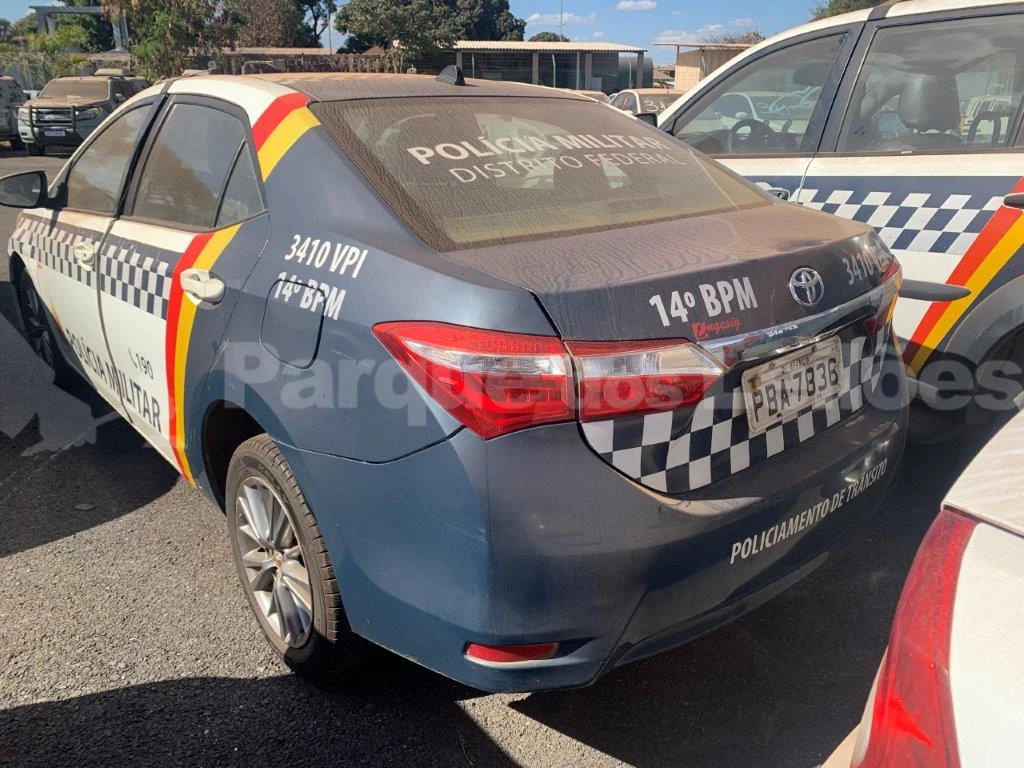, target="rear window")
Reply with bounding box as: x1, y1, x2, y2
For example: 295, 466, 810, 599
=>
311, 96, 768, 251
39, 79, 108, 101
